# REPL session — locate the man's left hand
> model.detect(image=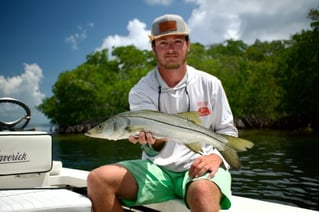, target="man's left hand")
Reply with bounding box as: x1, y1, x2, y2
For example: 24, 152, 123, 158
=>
189, 154, 222, 178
